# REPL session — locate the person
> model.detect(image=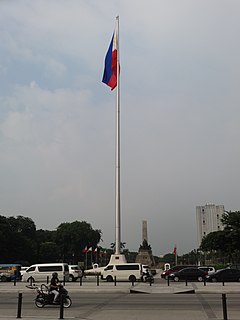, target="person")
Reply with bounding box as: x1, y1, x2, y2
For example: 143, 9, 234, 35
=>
49, 272, 60, 303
